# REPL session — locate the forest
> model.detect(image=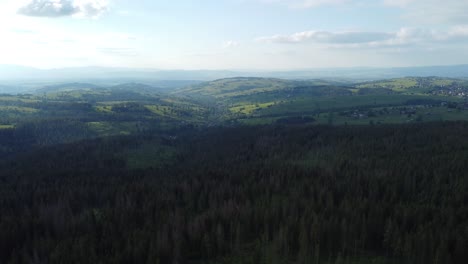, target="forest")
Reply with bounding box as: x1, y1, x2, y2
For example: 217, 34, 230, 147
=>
3, 0, 468, 262
0, 121, 467, 263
